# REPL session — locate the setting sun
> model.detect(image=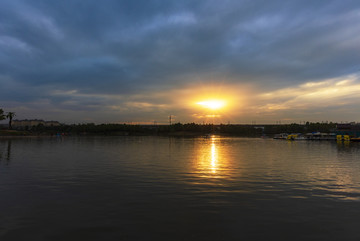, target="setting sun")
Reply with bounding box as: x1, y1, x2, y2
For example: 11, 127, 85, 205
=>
197, 100, 227, 110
